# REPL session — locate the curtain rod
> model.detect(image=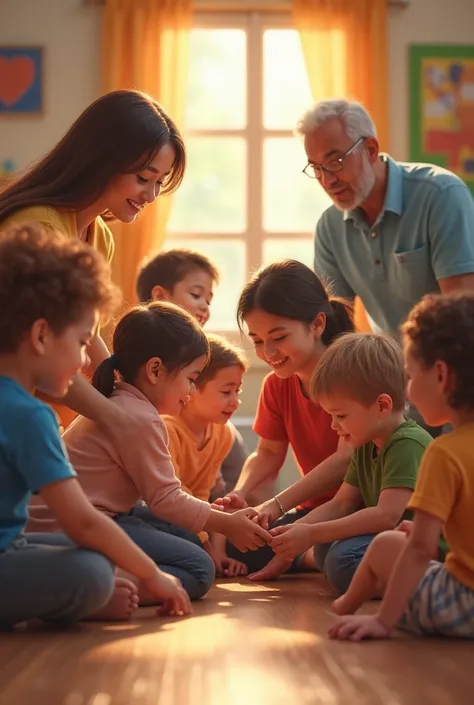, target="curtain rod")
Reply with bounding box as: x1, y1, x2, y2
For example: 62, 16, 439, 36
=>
84, 1, 409, 8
